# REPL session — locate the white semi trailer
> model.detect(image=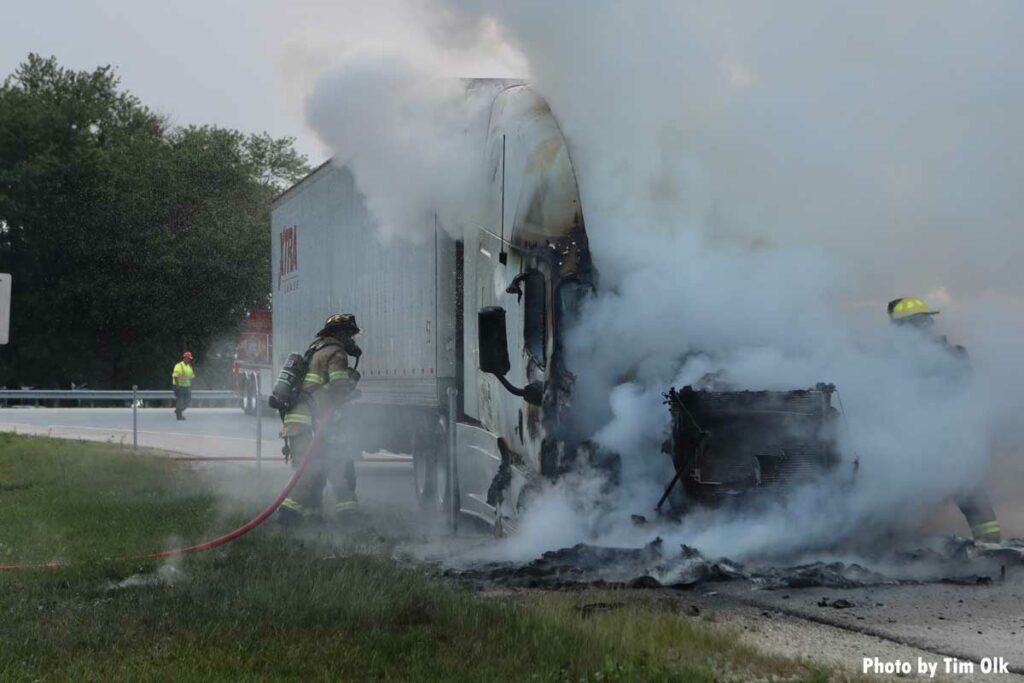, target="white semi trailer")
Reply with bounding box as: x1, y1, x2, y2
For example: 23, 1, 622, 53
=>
271, 82, 594, 530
